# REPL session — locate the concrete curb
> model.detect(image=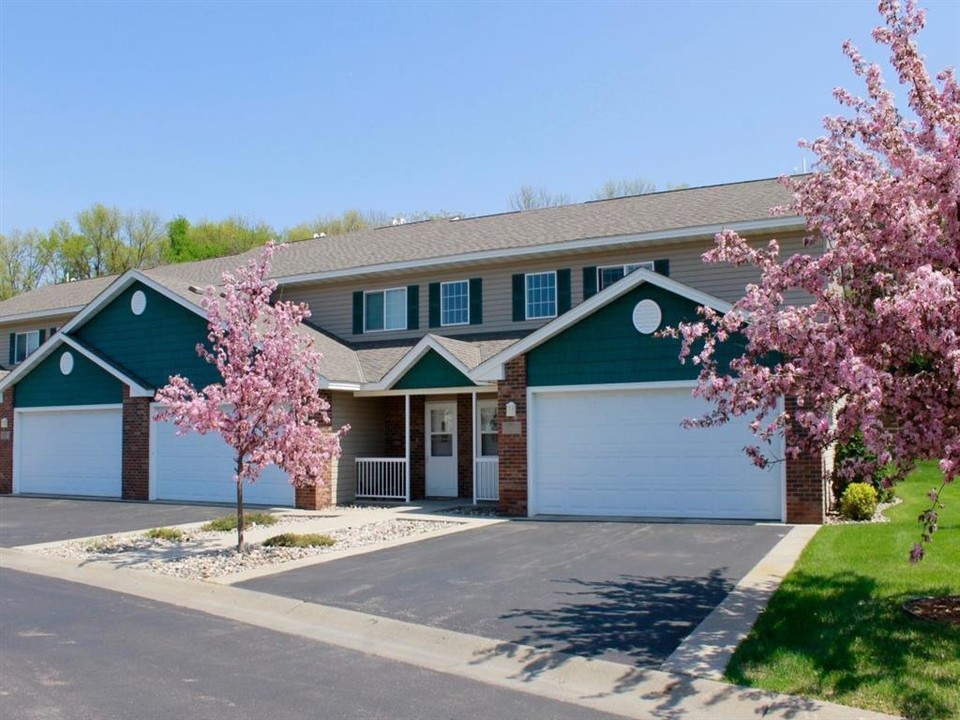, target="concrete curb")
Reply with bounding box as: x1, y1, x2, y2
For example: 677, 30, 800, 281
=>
1, 547, 898, 720
661, 524, 820, 679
